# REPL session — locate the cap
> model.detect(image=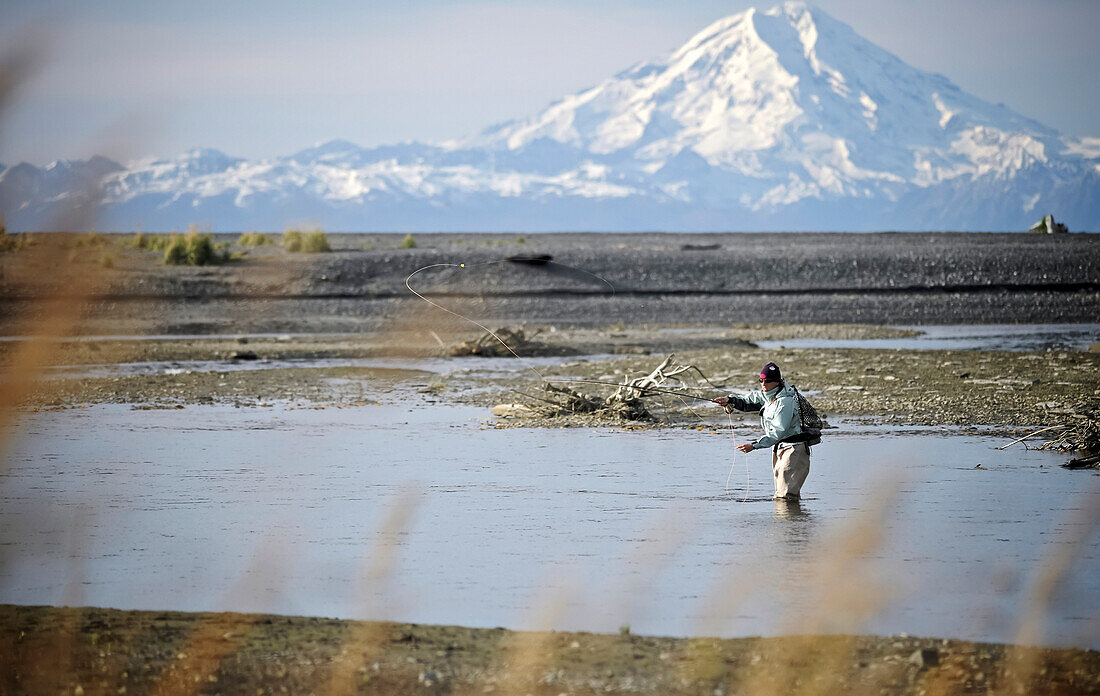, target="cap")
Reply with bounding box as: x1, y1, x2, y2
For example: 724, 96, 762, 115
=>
759, 362, 782, 383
